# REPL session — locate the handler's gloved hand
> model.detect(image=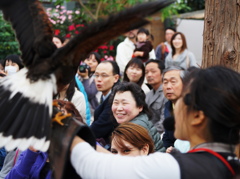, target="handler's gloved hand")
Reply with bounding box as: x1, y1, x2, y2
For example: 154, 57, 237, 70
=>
49, 107, 96, 179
